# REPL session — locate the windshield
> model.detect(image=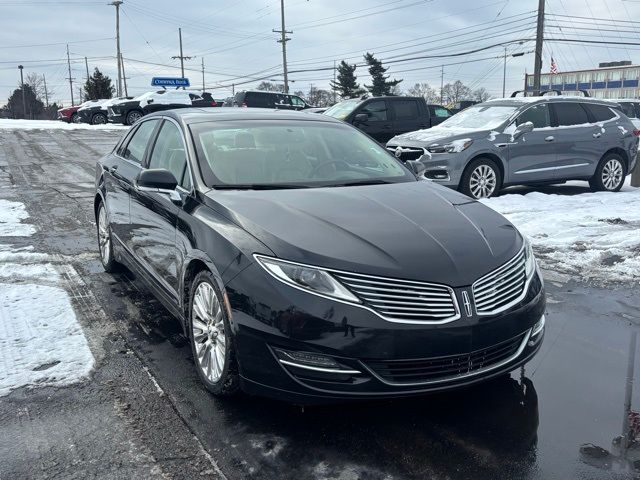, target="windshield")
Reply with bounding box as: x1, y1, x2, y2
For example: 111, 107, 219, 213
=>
324, 99, 362, 120
439, 105, 518, 130
191, 120, 414, 189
